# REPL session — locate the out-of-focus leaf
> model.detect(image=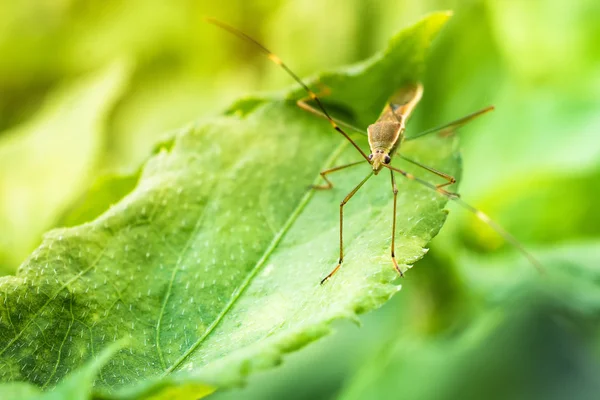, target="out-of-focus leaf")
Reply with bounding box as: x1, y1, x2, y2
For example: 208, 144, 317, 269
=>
460, 87, 600, 194
415, 1, 600, 272
57, 172, 141, 228
0, 13, 455, 399
0, 383, 41, 400
459, 241, 600, 318
488, 0, 600, 88
338, 241, 600, 400
0, 62, 130, 275
459, 169, 600, 250
420, 1, 600, 194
